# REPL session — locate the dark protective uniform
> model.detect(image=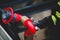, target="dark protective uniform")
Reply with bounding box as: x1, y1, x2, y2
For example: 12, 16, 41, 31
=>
36, 3, 60, 40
